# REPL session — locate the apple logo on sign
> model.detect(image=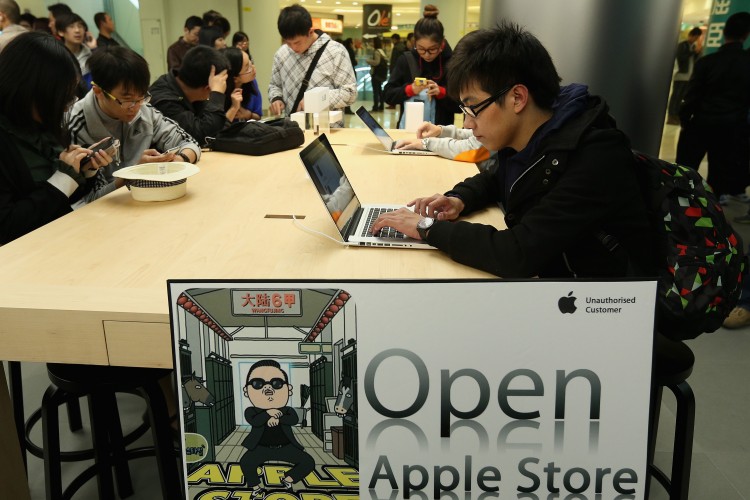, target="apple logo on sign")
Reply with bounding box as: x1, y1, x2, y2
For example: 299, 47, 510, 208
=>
558, 291, 577, 314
